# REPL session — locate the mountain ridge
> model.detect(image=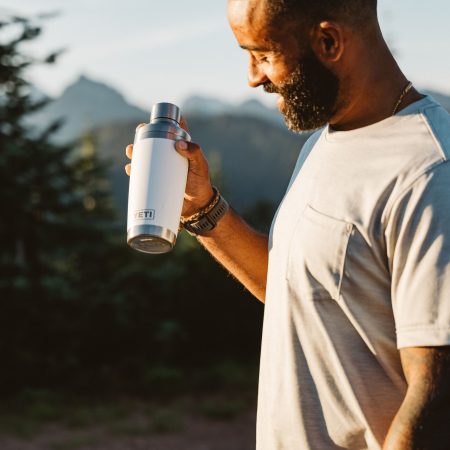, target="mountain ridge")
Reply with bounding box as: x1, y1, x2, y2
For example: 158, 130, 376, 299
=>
28, 76, 450, 222
29, 75, 148, 143
30, 75, 450, 145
